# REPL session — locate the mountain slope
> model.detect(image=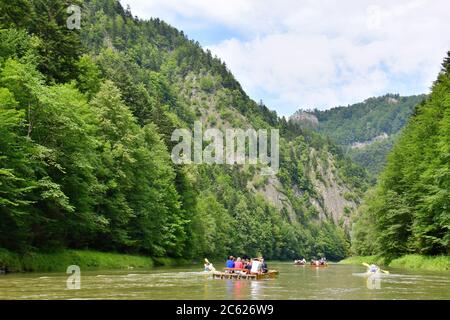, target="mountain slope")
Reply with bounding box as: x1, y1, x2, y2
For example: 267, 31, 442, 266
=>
292, 94, 426, 178
0, 0, 368, 260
